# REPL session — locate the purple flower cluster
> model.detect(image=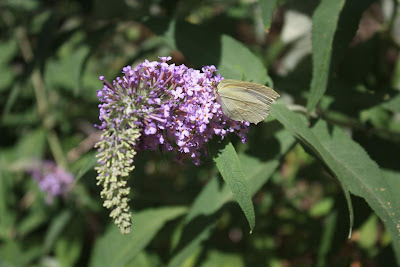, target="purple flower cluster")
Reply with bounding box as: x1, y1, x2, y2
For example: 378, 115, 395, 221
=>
95, 57, 249, 233
29, 161, 74, 203
96, 57, 248, 165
